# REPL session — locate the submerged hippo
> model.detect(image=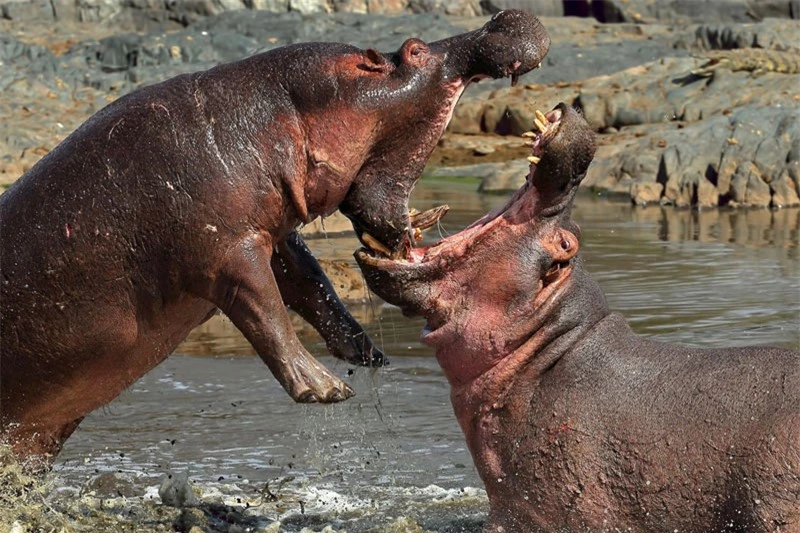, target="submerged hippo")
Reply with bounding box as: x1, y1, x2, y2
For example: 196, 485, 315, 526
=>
0, 11, 551, 466
357, 104, 800, 531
